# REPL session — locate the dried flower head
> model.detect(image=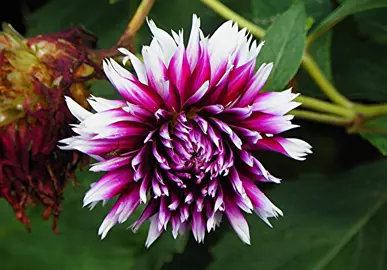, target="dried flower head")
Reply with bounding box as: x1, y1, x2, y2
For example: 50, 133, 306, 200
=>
0, 24, 100, 231
61, 15, 311, 246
